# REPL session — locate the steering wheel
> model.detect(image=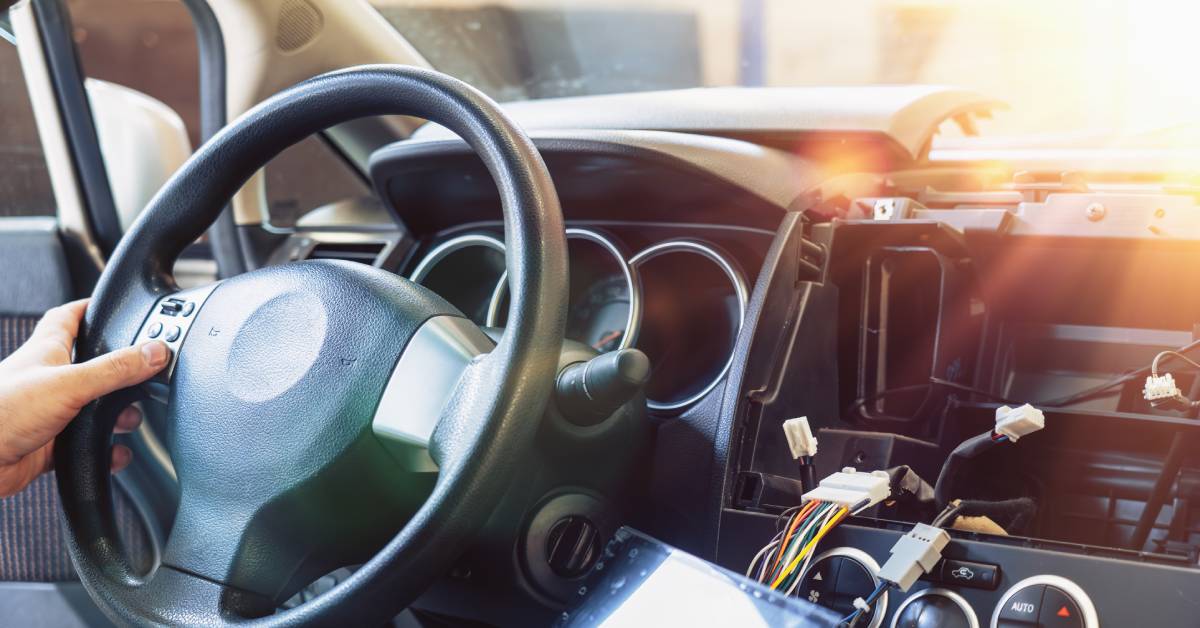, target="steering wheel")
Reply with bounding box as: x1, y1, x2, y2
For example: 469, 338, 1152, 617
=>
55, 66, 567, 626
